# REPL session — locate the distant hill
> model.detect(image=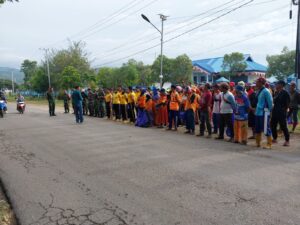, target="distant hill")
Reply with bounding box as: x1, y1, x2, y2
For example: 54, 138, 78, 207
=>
0, 67, 24, 84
